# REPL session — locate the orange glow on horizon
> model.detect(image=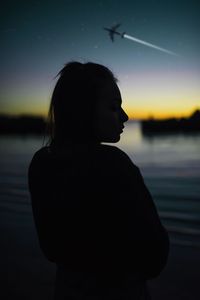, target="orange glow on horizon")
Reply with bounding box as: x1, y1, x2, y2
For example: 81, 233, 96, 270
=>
123, 106, 200, 120
1, 106, 199, 122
